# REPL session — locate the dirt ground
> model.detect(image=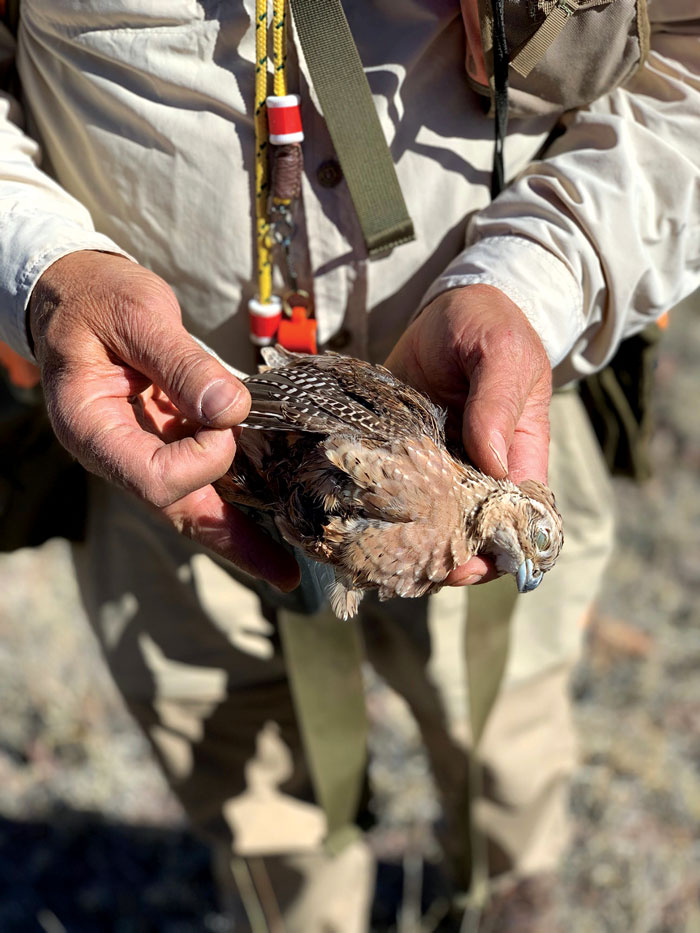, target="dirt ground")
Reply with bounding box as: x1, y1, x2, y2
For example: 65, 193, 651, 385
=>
0, 296, 698, 932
